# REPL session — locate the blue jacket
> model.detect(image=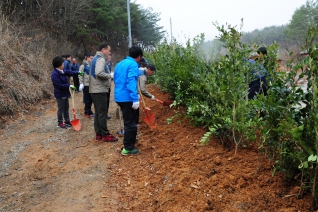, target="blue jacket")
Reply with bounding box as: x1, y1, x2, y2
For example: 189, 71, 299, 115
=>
114, 56, 139, 102
51, 68, 78, 98
71, 63, 79, 71
248, 58, 267, 80
63, 59, 71, 72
